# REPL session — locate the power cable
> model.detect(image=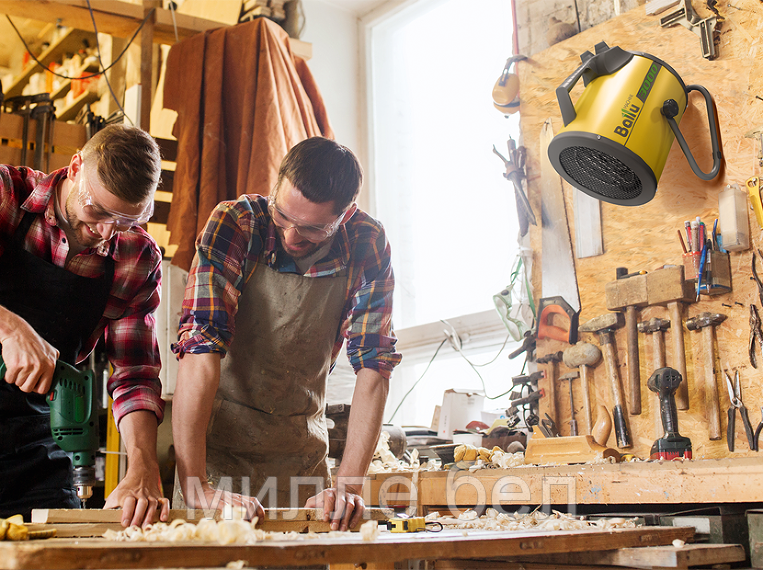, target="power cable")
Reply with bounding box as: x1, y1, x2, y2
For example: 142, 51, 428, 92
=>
85, 0, 133, 125
5, 8, 156, 81
440, 320, 515, 400
386, 338, 448, 424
